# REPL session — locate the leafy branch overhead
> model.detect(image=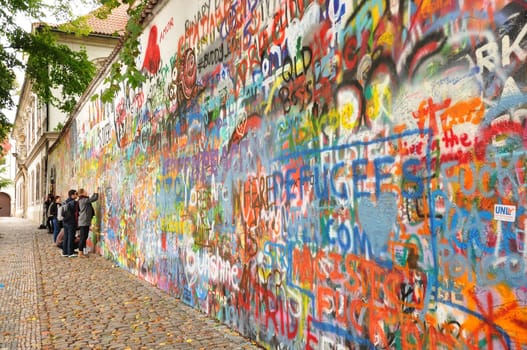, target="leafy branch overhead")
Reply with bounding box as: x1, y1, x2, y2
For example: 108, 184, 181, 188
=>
15, 27, 97, 113
0, 164, 12, 190
97, 0, 148, 103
